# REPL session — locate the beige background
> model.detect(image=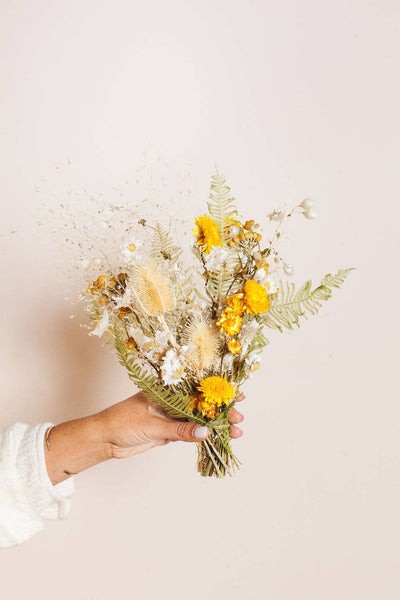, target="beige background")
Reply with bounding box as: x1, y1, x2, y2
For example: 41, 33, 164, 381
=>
1, 1, 399, 598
